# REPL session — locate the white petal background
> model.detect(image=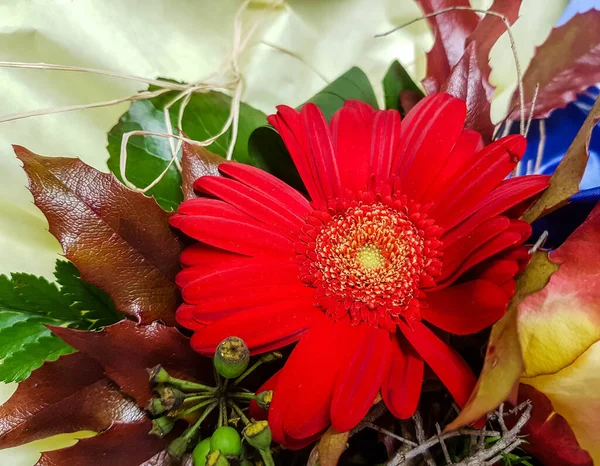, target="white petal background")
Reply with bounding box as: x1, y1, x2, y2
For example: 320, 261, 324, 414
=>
0, 0, 567, 463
